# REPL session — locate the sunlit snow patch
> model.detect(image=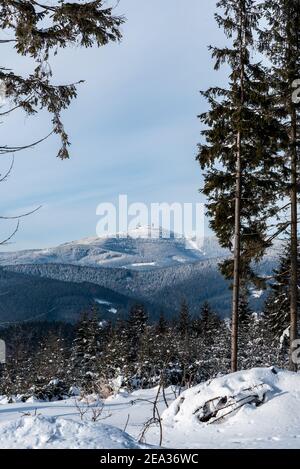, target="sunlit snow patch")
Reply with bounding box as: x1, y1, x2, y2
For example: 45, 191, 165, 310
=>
251, 289, 264, 299
162, 367, 281, 427
94, 299, 112, 306
130, 262, 156, 267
